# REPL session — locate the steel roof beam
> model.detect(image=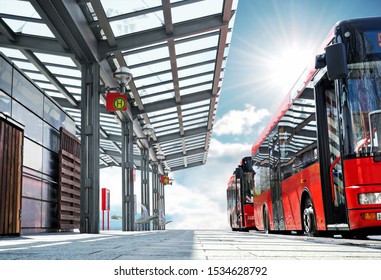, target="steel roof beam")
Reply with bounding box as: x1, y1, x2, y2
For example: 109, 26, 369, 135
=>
0, 33, 68, 55
157, 126, 209, 143
20, 49, 79, 106
202, 0, 234, 164
165, 147, 205, 161
170, 161, 204, 172
133, 89, 213, 115
0, 18, 17, 42
99, 13, 232, 56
